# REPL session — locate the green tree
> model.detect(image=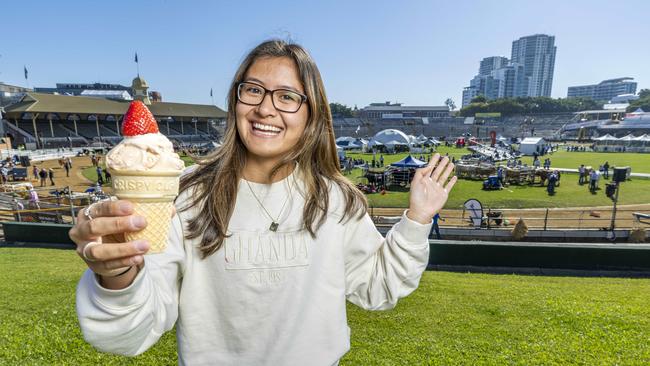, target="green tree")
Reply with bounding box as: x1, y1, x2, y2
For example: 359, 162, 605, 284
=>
627, 96, 650, 112
638, 89, 650, 99
459, 96, 601, 117
444, 98, 456, 111
459, 102, 488, 117
329, 102, 354, 117
470, 95, 487, 103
